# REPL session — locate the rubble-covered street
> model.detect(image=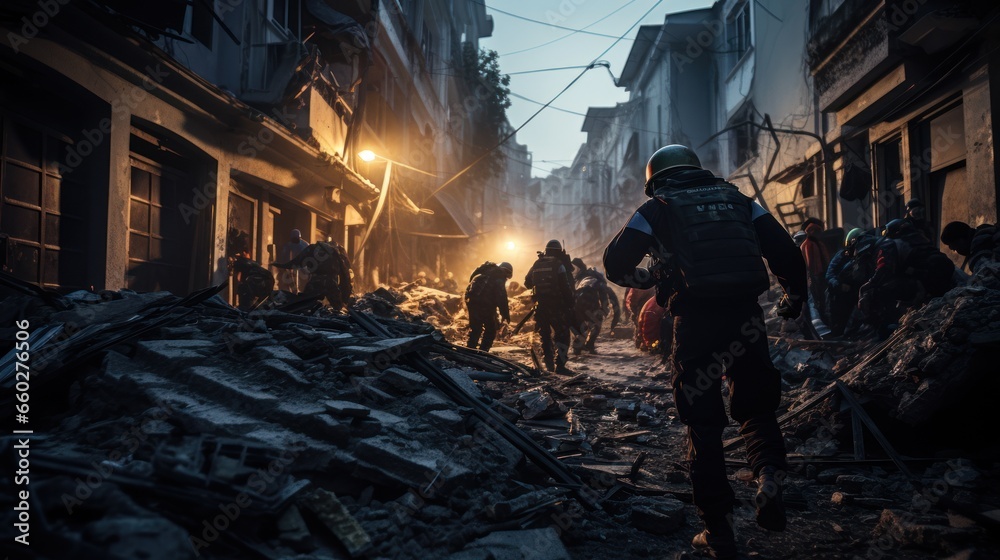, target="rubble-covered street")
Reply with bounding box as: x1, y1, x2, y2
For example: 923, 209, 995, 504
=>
4, 0, 1000, 558
3, 272, 1000, 559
